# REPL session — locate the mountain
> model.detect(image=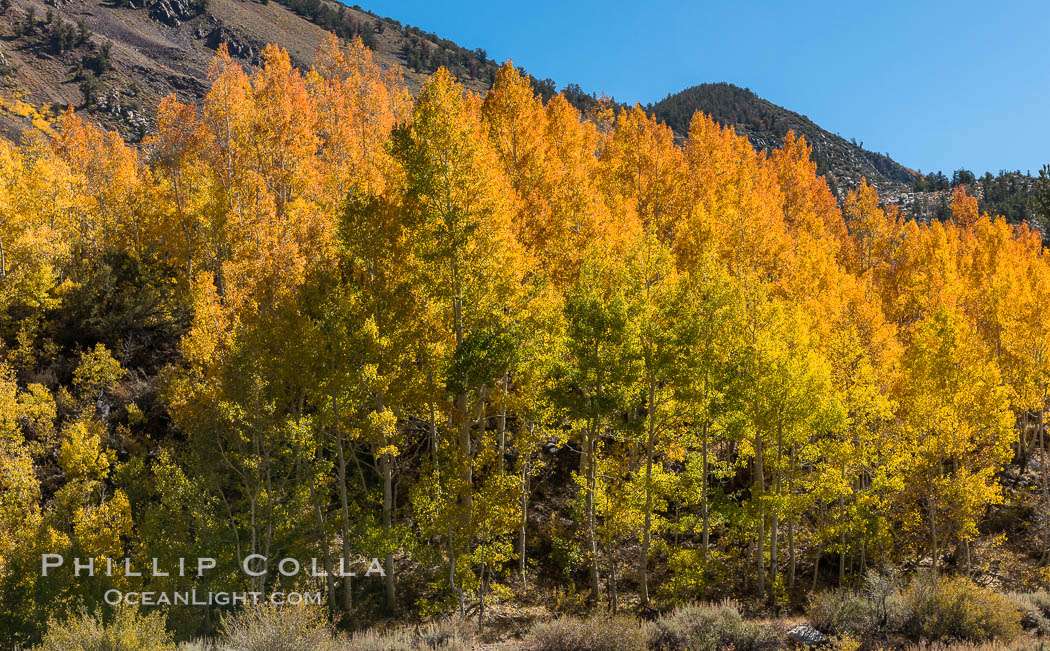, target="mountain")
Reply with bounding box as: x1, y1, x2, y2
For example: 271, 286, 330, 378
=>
0, 0, 1040, 228
648, 82, 918, 198
0, 0, 512, 142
